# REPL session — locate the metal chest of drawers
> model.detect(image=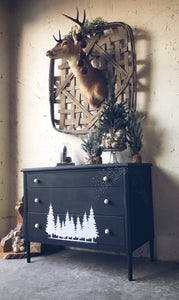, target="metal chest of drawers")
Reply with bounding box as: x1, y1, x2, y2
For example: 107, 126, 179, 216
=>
22, 163, 154, 281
